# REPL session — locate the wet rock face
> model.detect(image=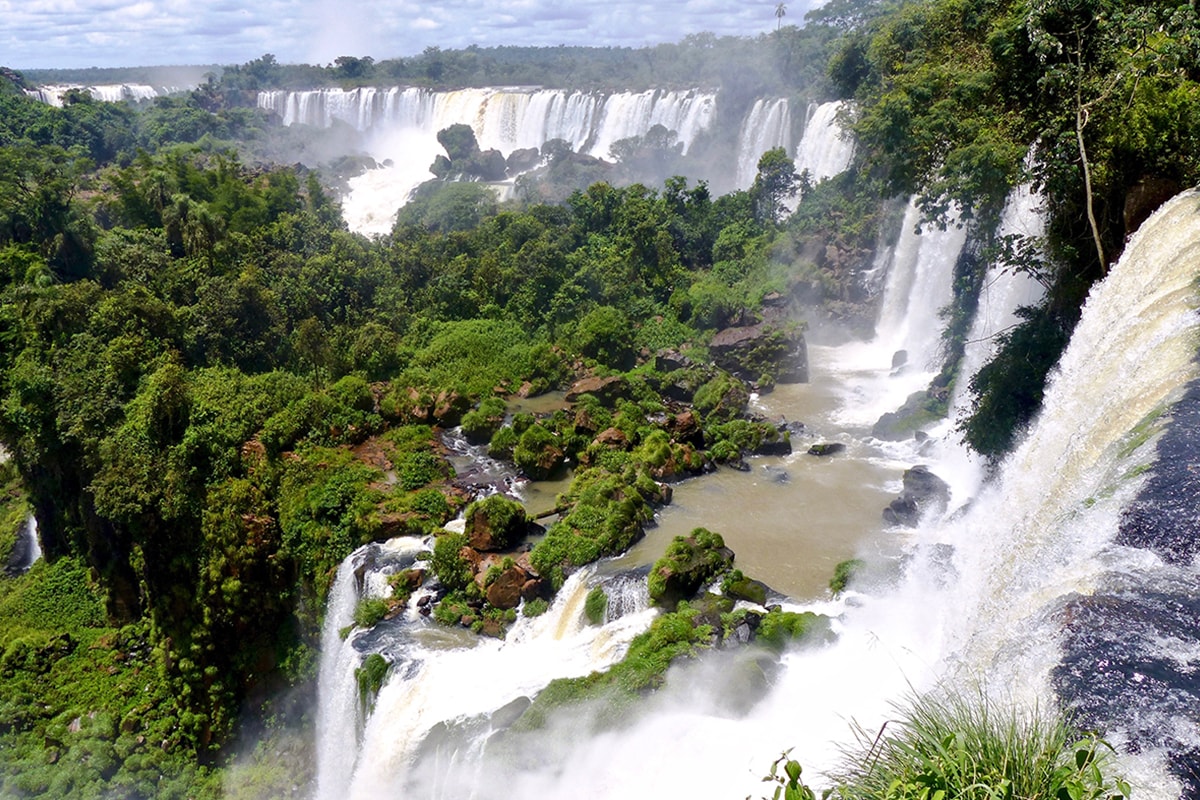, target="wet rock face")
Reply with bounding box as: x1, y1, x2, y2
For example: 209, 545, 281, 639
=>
882, 465, 949, 526
1054, 588, 1200, 798
1118, 380, 1200, 565
1053, 377, 1200, 798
